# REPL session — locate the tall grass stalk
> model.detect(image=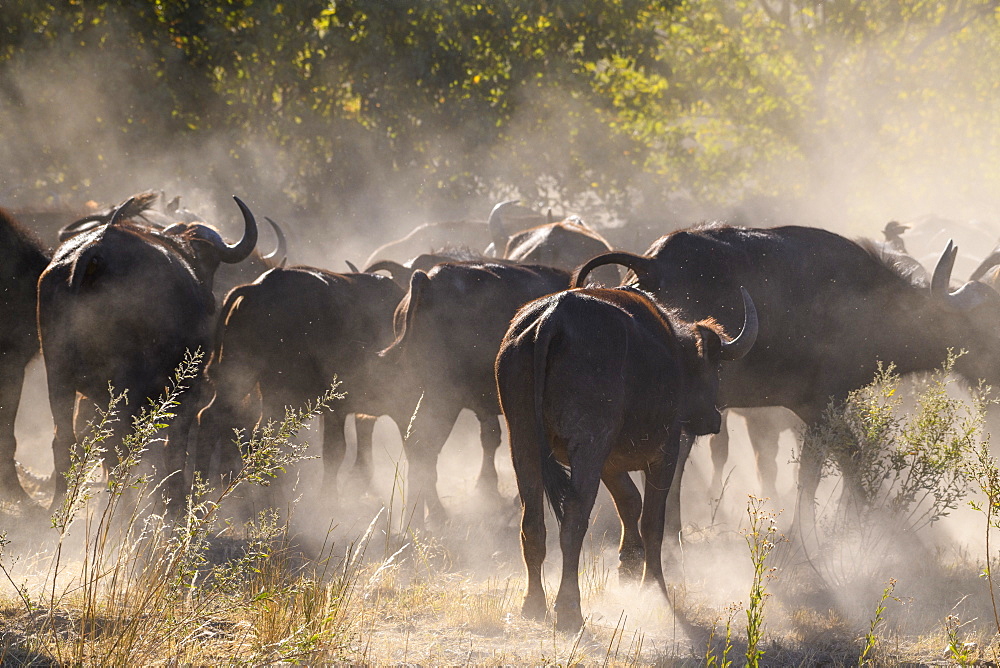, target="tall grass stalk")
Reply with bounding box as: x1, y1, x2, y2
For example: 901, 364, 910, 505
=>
858, 578, 896, 667
743, 494, 780, 668
705, 602, 741, 668
945, 613, 977, 666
